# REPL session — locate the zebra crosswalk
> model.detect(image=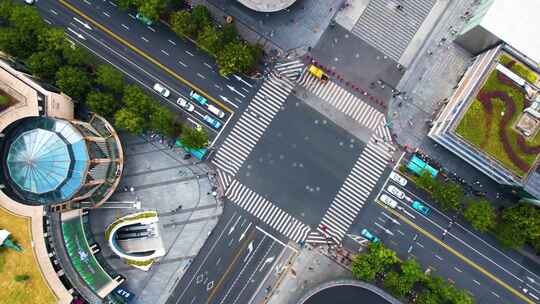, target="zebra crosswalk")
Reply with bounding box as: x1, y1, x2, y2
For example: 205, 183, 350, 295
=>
307, 136, 394, 244
274, 59, 305, 81
212, 72, 295, 175
298, 71, 391, 140
226, 179, 311, 243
